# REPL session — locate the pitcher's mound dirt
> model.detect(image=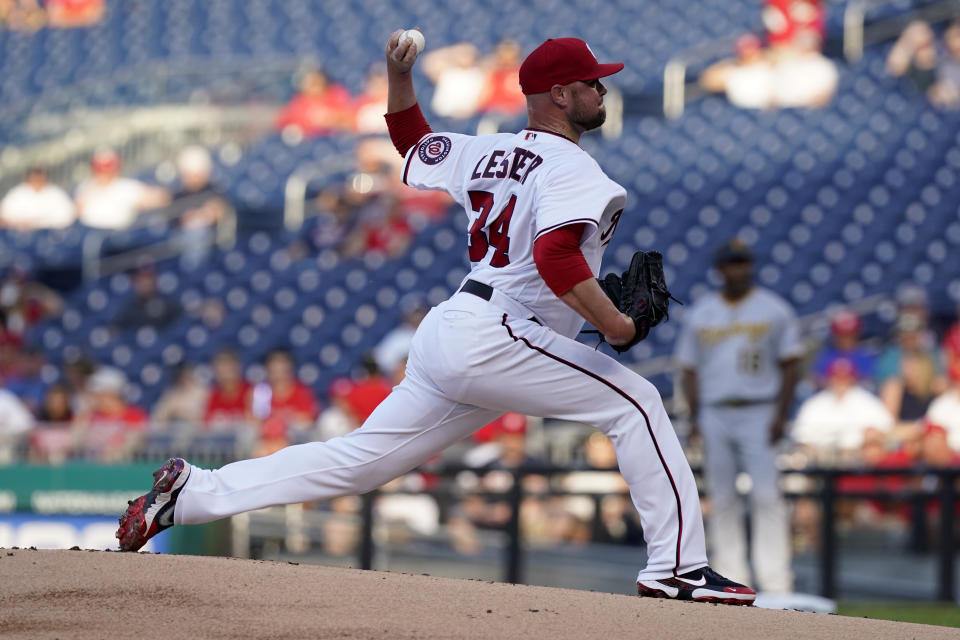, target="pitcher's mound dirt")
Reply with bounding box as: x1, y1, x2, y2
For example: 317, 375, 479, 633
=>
0, 548, 953, 639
